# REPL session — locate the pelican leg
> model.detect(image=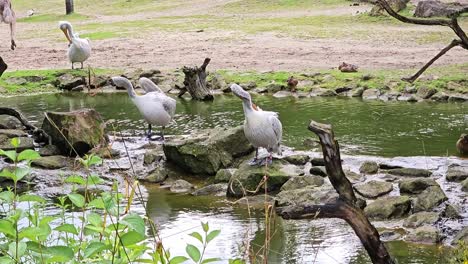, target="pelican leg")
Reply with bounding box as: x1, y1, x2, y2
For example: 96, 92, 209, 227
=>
71, 63, 74, 70
159, 126, 165, 141
147, 124, 153, 139
81, 62, 84, 69
259, 152, 273, 166
248, 148, 259, 166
